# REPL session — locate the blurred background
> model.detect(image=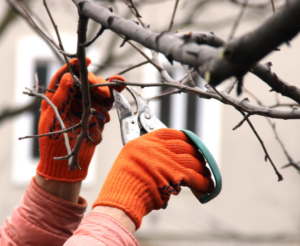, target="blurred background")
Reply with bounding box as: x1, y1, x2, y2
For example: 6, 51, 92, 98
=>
0, 0, 299, 245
